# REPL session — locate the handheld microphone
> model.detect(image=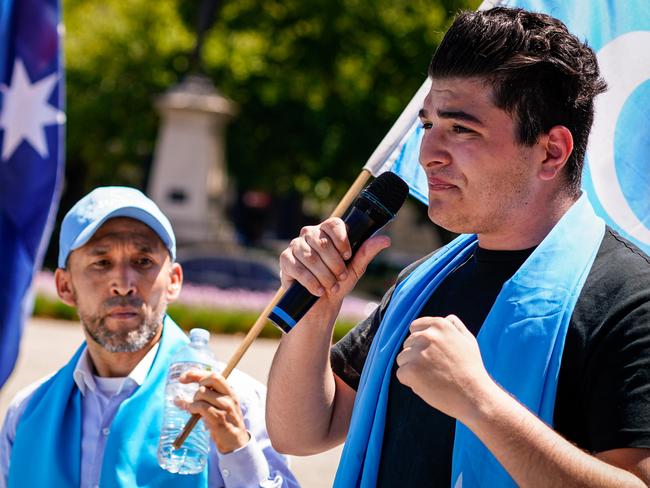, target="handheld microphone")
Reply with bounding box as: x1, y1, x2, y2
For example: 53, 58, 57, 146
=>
269, 172, 409, 333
